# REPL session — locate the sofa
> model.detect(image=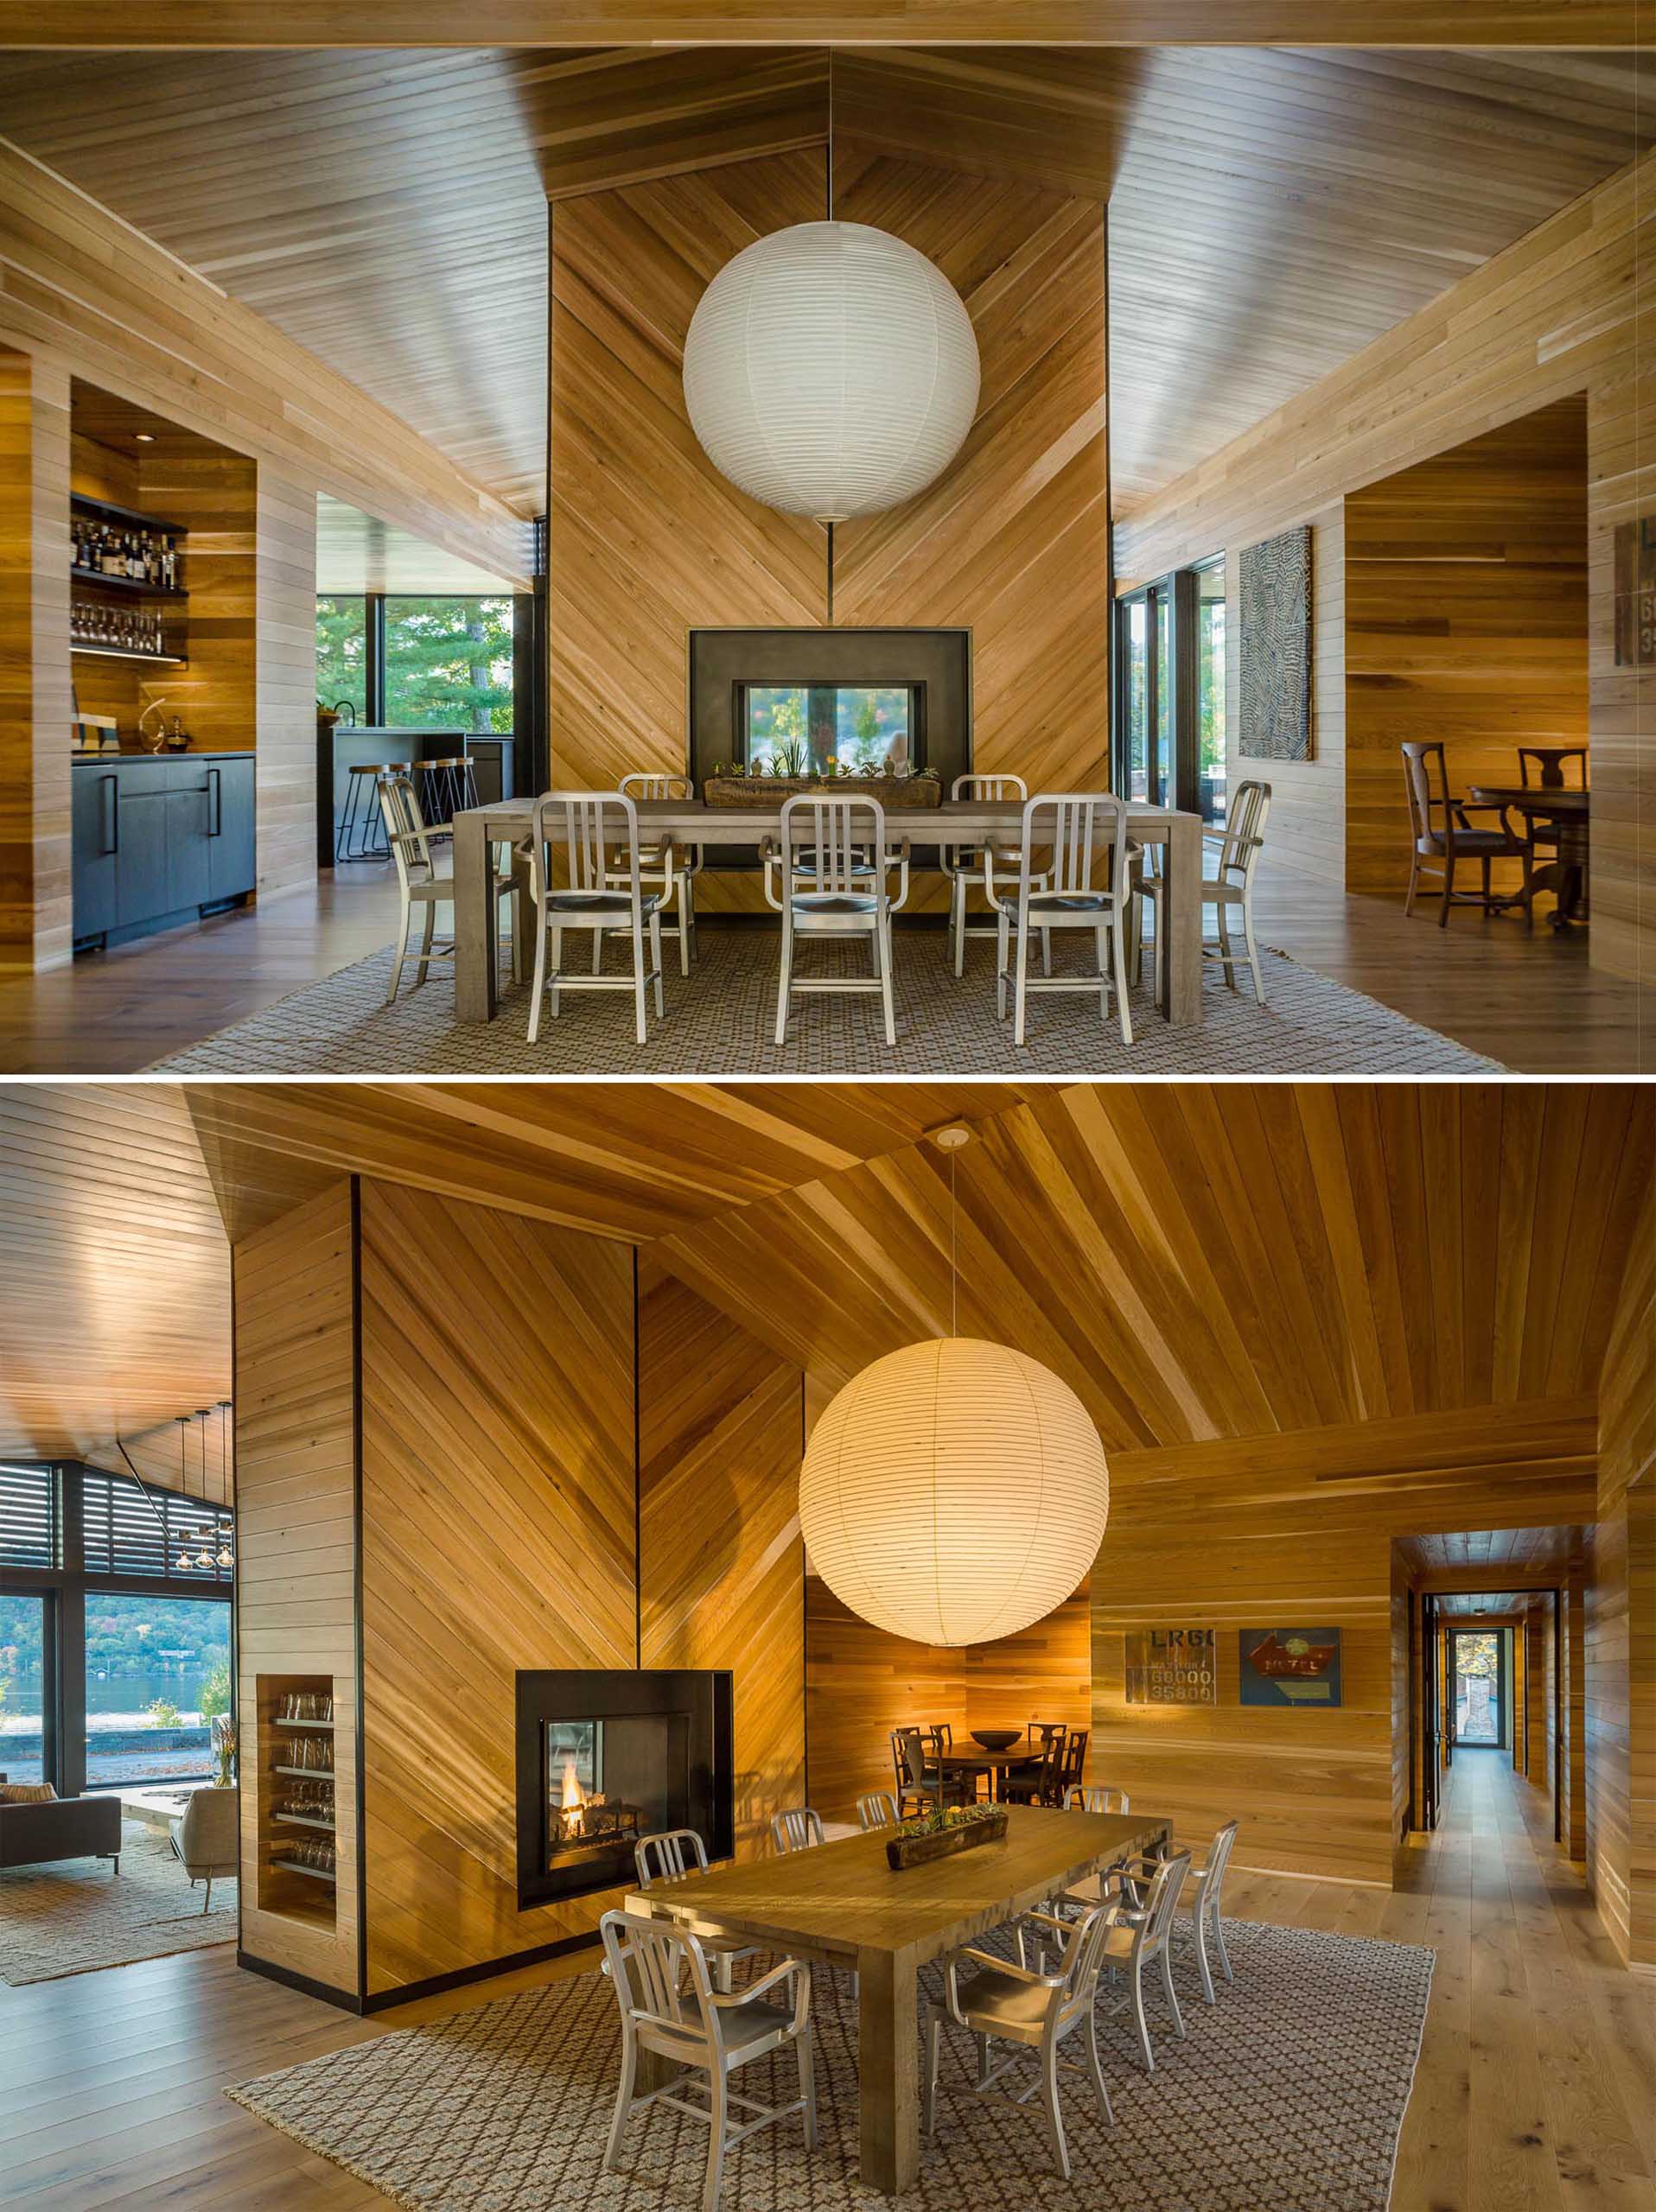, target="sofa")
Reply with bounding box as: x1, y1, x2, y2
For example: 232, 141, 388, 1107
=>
0, 1789, 123, 1873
